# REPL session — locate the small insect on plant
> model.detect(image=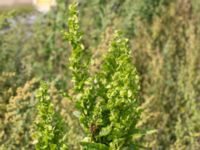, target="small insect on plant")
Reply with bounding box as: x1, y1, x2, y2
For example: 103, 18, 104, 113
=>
90, 122, 101, 141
